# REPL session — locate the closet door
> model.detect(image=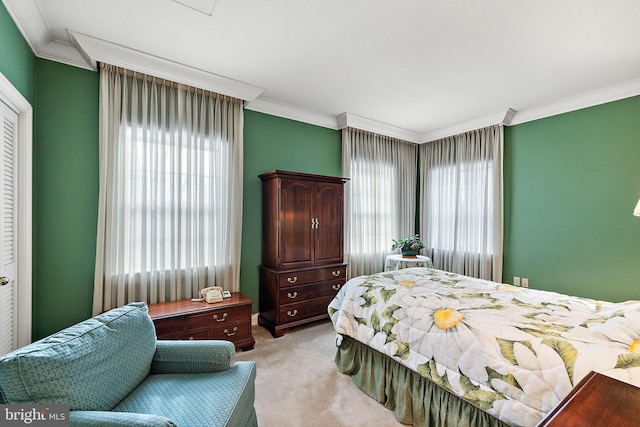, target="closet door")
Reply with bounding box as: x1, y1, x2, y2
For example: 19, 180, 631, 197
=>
313, 181, 344, 265
0, 100, 18, 356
